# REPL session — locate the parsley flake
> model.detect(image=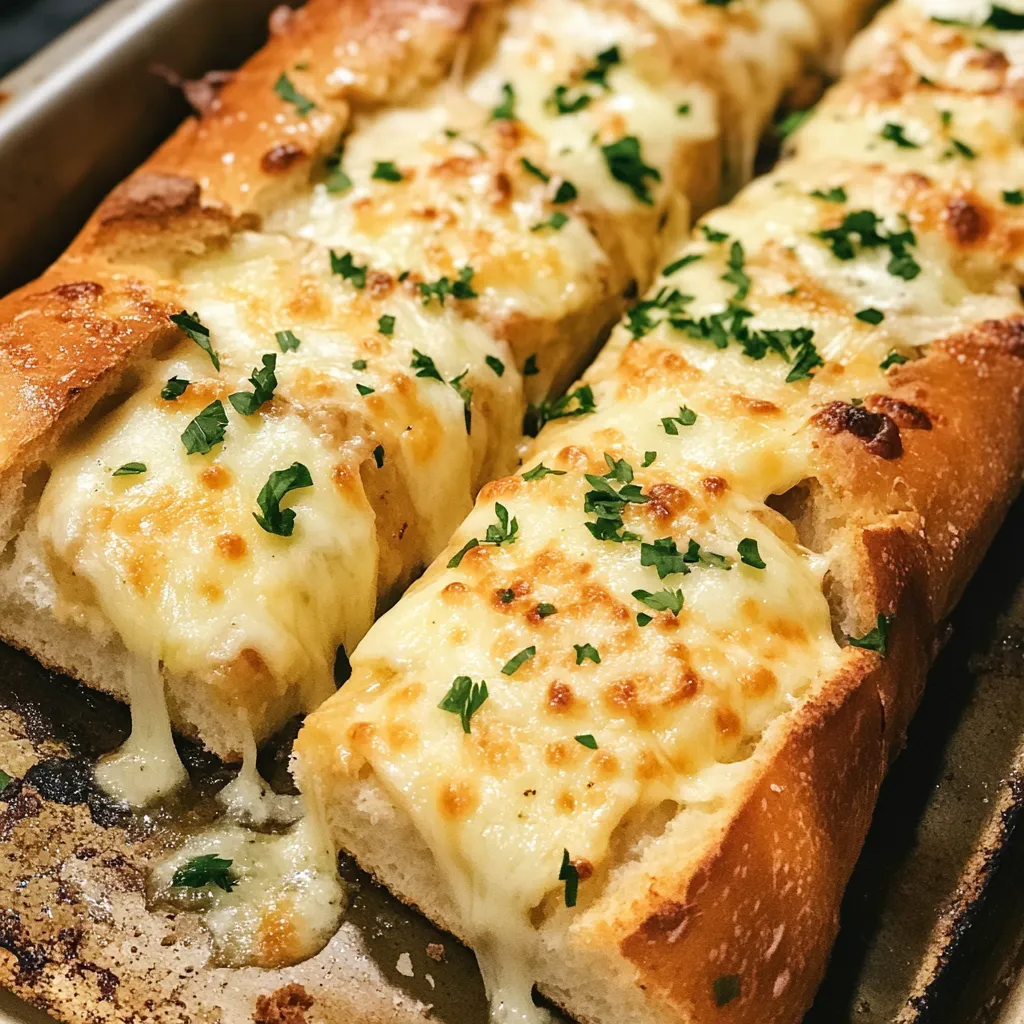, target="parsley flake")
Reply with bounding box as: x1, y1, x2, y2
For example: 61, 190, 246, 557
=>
522, 463, 566, 481
537, 603, 556, 617
661, 406, 697, 434
575, 734, 598, 749
113, 462, 146, 477
559, 849, 579, 907
574, 643, 600, 665
181, 400, 228, 455
663, 253, 702, 276
161, 376, 189, 400
330, 250, 367, 288
642, 451, 657, 467
485, 355, 505, 377
880, 122, 919, 149
276, 330, 301, 352
418, 266, 478, 305
847, 612, 894, 655
531, 212, 569, 232
632, 587, 683, 615
372, 160, 402, 182
856, 308, 884, 325
520, 157, 550, 182
356, 383, 375, 396
525, 383, 596, 436
173, 854, 236, 892
810, 186, 847, 203
880, 349, 909, 370
228, 353, 278, 415
601, 136, 661, 205
738, 538, 765, 568
641, 537, 689, 579
713, 974, 741, 1007
502, 646, 536, 675
438, 676, 488, 732
273, 73, 315, 116
491, 83, 517, 121
373, 444, 384, 468
253, 462, 313, 536
776, 109, 811, 138
170, 311, 219, 370
1003, 190, 1024, 206
411, 349, 443, 381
